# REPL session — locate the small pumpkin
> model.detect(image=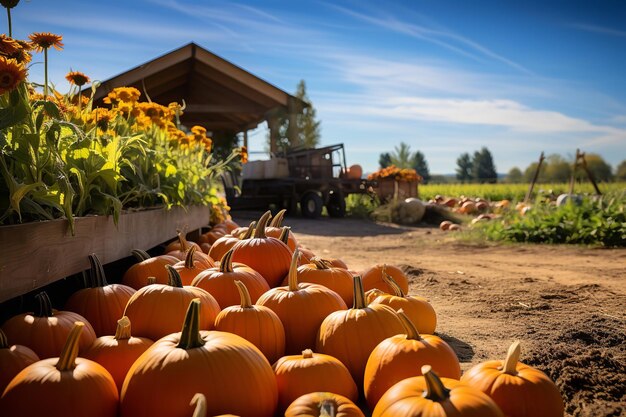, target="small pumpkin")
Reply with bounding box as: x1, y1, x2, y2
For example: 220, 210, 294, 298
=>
293, 257, 354, 306
328, 258, 349, 269
297, 246, 316, 266
0, 322, 118, 417
208, 222, 255, 261
264, 209, 298, 251
122, 249, 179, 289
167, 232, 213, 266
361, 264, 409, 294
372, 365, 504, 417
0, 329, 39, 394
460, 341, 564, 417
284, 392, 364, 417
164, 230, 202, 255
172, 246, 212, 286
214, 280, 285, 364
